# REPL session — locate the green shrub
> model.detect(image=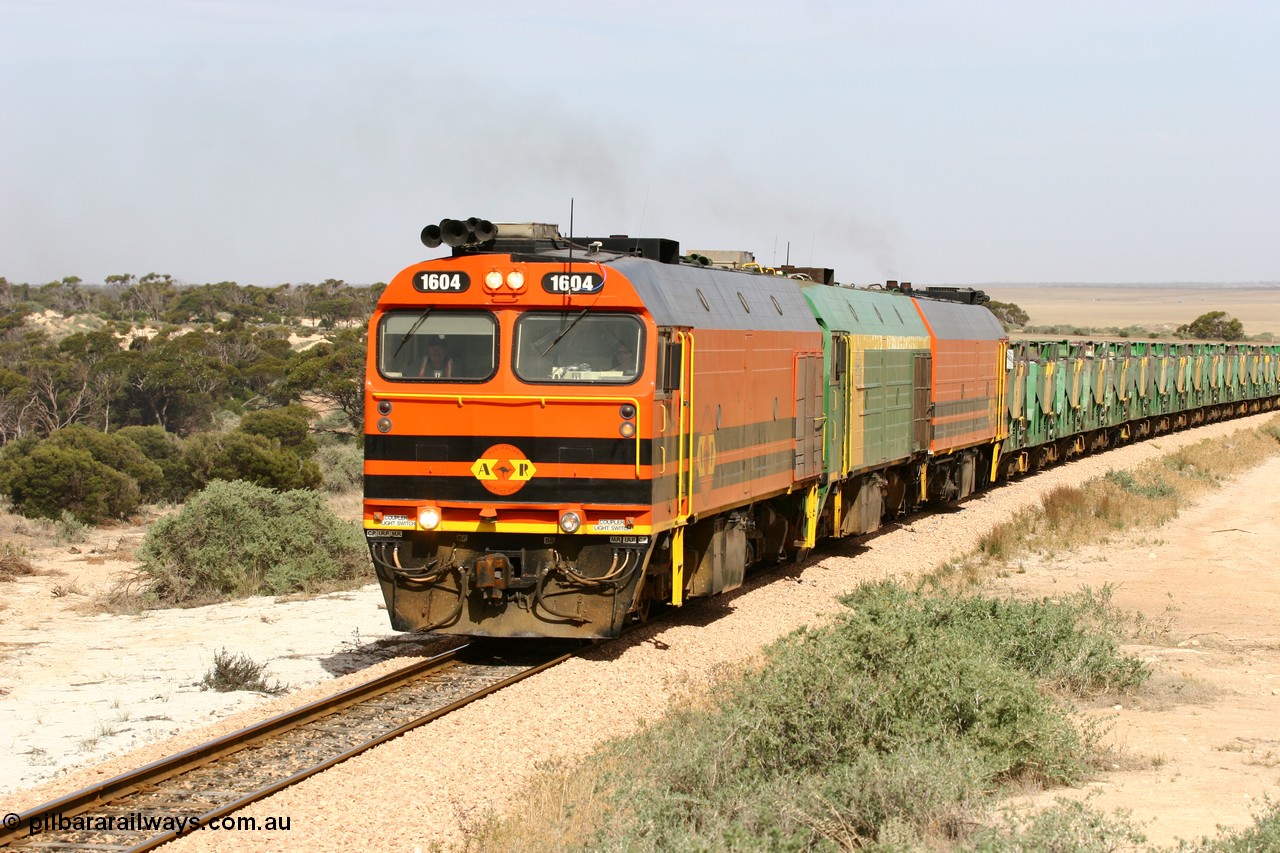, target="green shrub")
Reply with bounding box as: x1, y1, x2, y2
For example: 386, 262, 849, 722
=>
180, 431, 321, 492
136, 479, 368, 604
116, 425, 192, 501
0, 442, 141, 523
912, 584, 1149, 696
315, 442, 363, 493
312, 409, 357, 446
1168, 799, 1280, 852
968, 798, 1147, 852
116, 424, 183, 461
44, 424, 164, 501
527, 582, 1150, 852
1104, 468, 1176, 499
0, 425, 165, 522
56, 509, 88, 544
239, 405, 317, 457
